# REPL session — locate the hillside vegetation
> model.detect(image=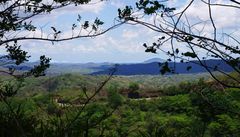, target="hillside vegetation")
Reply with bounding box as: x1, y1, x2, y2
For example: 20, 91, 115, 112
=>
0, 73, 239, 137
15, 73, 210, 97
